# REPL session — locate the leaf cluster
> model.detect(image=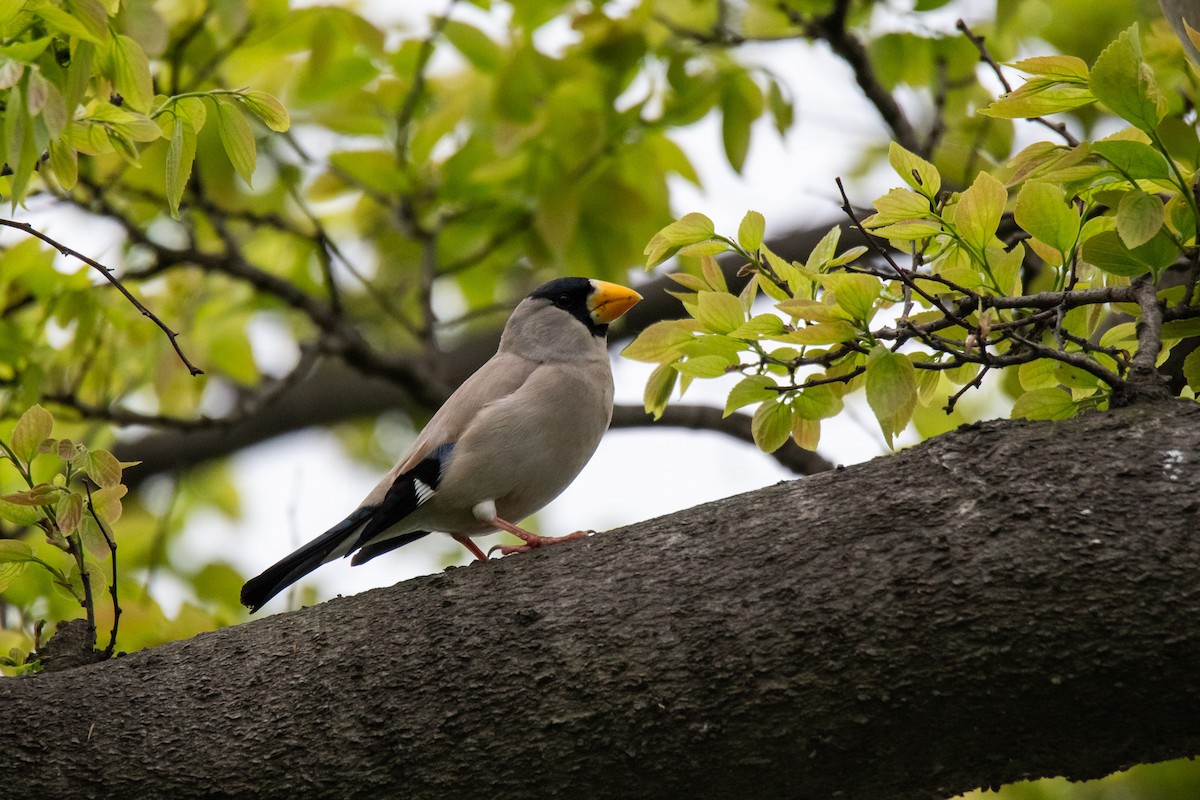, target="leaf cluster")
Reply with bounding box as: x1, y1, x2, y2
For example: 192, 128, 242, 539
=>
628, 23, 1200, 450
